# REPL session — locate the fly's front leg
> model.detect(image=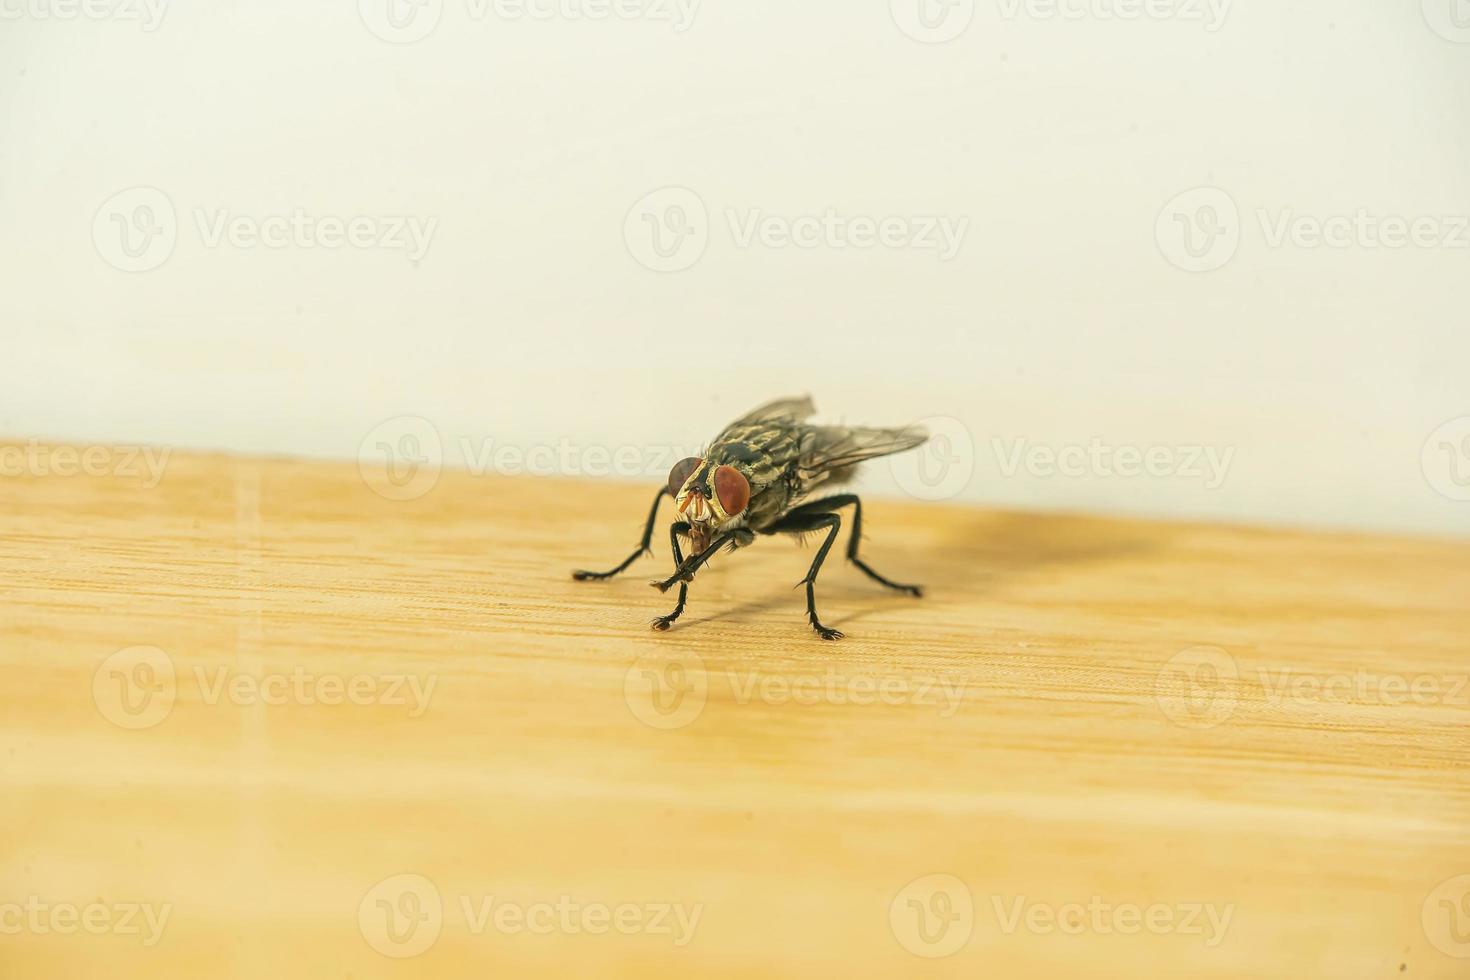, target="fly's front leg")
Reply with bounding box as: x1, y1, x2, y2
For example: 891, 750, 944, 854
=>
572, 487, 667, 581
651, 521, 691, 632
650, 530, 740, 594
767, 510, 845, 640
778, 493, 922, 597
